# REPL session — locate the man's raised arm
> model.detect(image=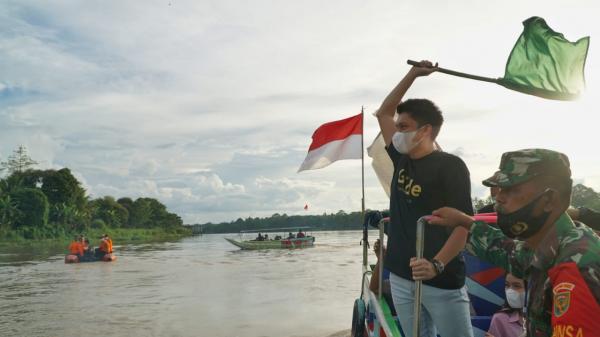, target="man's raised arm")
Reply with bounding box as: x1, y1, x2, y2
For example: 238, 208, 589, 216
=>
376, 60, 438, 146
